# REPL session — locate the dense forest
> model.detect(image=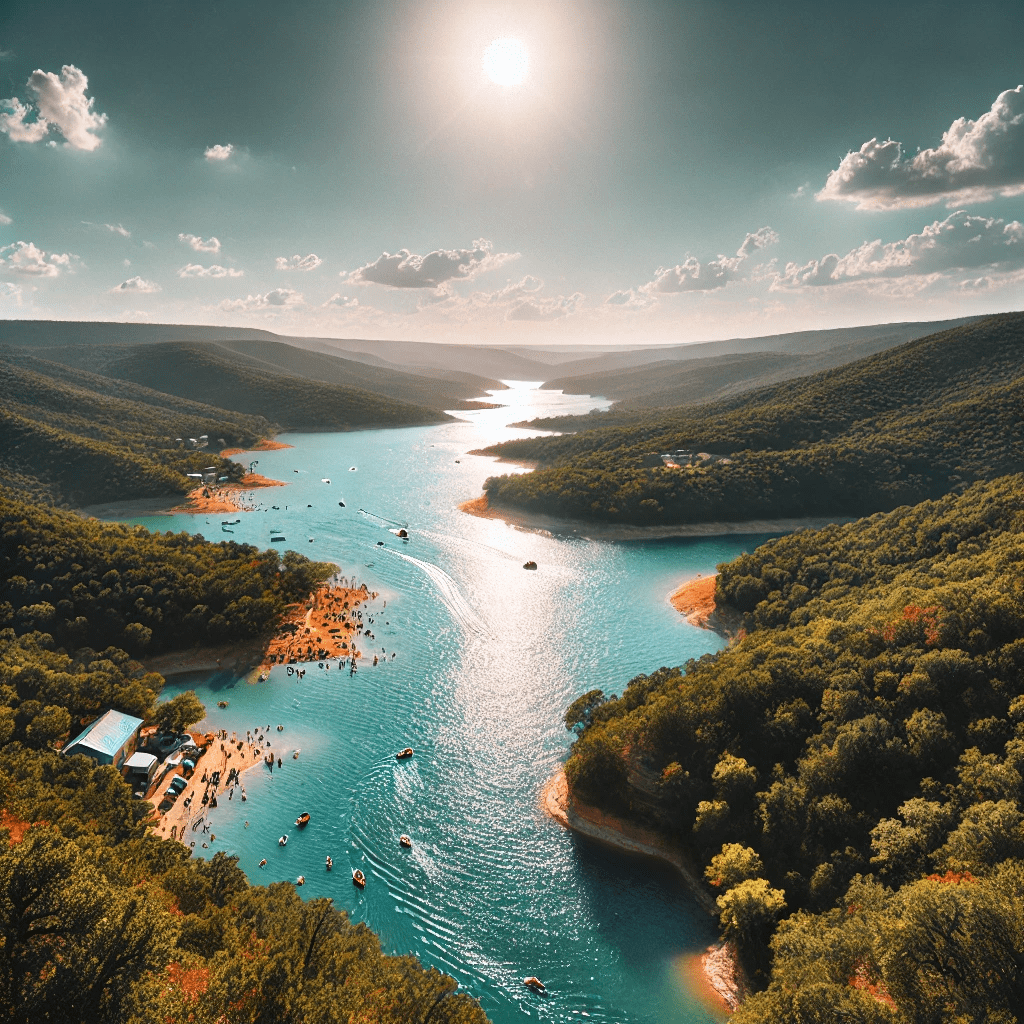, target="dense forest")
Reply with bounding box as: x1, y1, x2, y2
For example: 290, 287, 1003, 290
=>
0, 486, 487, 1023
482, 312, 1024, 526
0, 352, 273, 506
39, 342, 454, 431
564, 472, 1024, 1018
